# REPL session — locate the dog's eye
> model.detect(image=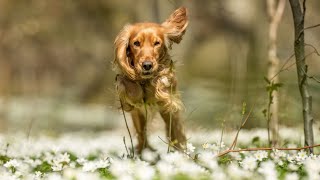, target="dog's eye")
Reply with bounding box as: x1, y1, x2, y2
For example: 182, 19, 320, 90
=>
133, 41, 140, 47
154, 41, 160, 46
